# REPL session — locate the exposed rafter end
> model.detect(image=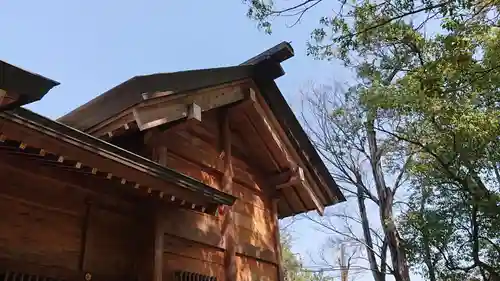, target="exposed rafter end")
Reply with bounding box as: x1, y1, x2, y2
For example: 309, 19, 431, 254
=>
235, 87, 257, 106
134, 102, 202, 132
163, 102, 202, 133
96, 121, 136, 141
